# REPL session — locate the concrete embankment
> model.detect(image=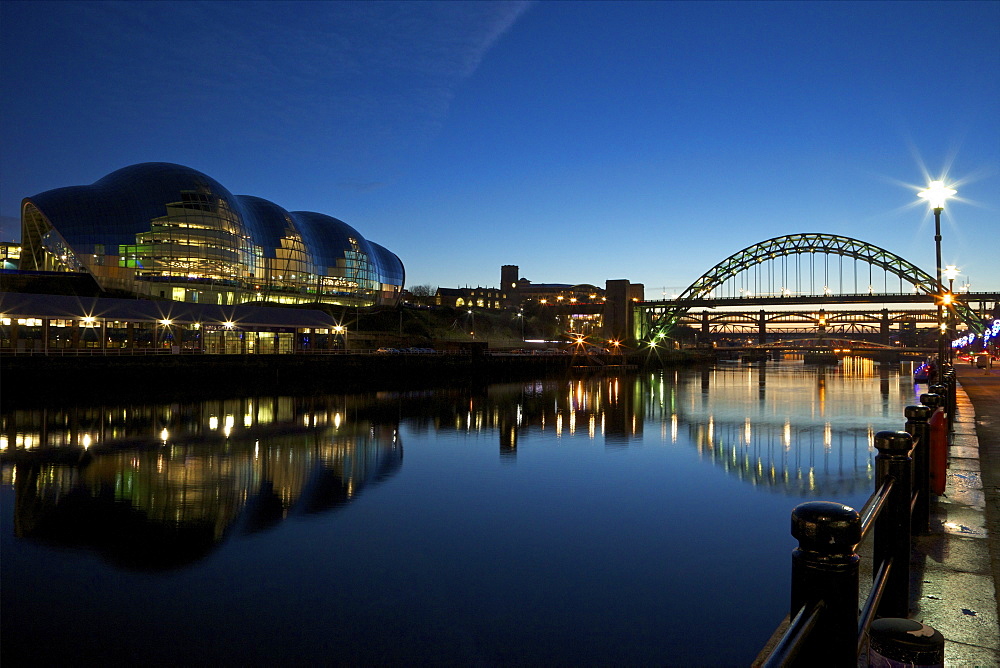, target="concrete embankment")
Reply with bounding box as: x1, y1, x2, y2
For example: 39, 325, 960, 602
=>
1, 350, 695, 407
